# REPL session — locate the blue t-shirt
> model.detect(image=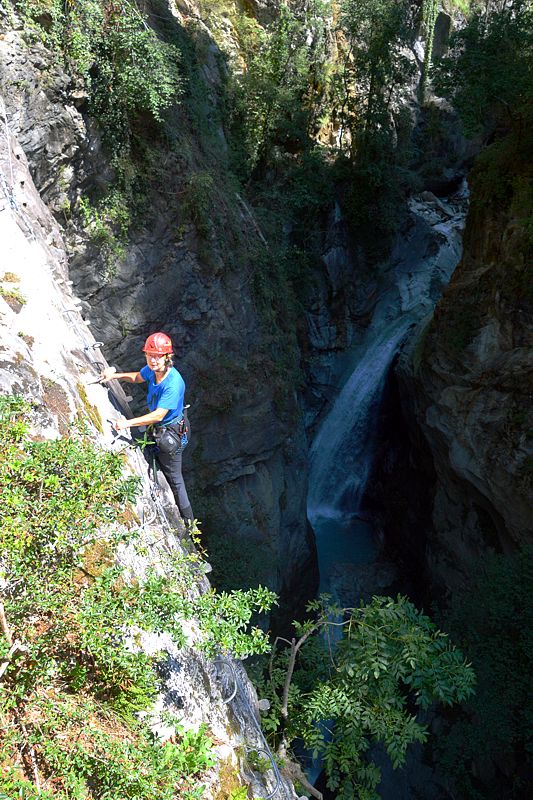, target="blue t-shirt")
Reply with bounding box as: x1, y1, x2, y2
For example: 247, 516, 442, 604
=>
140, 365, 185, 424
